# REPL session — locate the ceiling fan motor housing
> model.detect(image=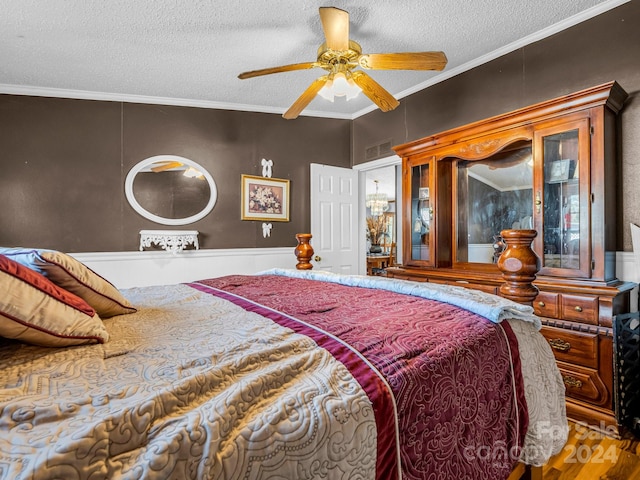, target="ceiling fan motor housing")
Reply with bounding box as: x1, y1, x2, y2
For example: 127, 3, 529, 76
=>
317, 40, 362, 71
